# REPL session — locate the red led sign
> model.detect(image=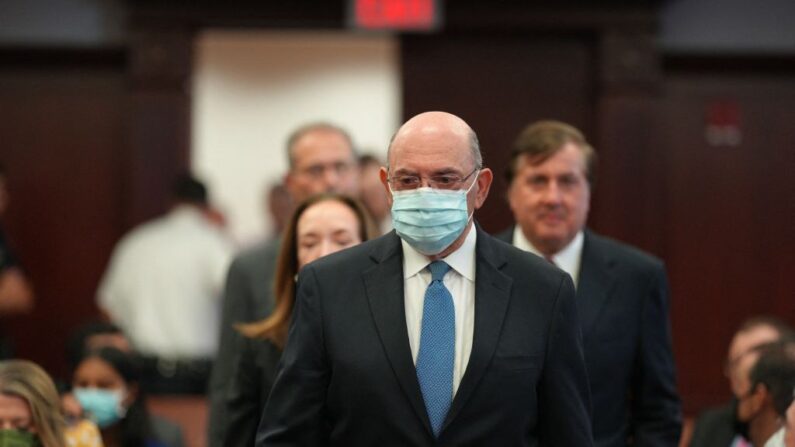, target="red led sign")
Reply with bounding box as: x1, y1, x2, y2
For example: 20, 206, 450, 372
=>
351, 0, 439, 31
